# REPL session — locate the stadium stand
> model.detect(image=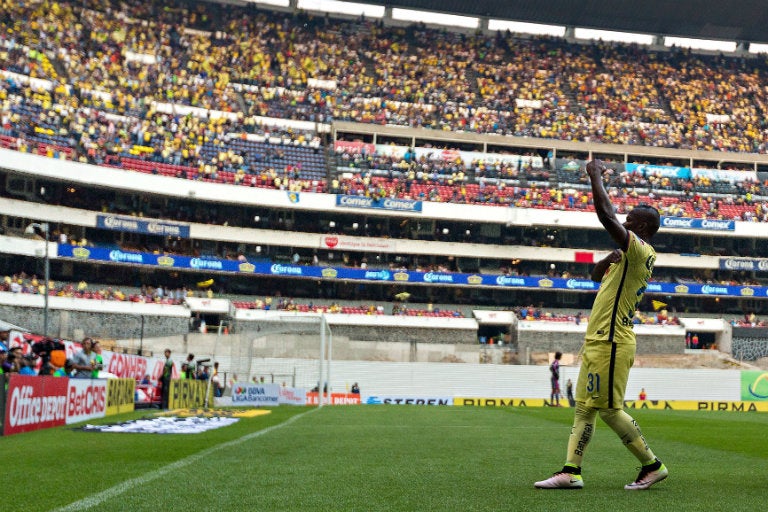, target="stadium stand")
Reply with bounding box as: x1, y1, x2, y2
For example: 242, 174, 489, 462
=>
3, 0, 768, 339
1, 0, 768, 153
